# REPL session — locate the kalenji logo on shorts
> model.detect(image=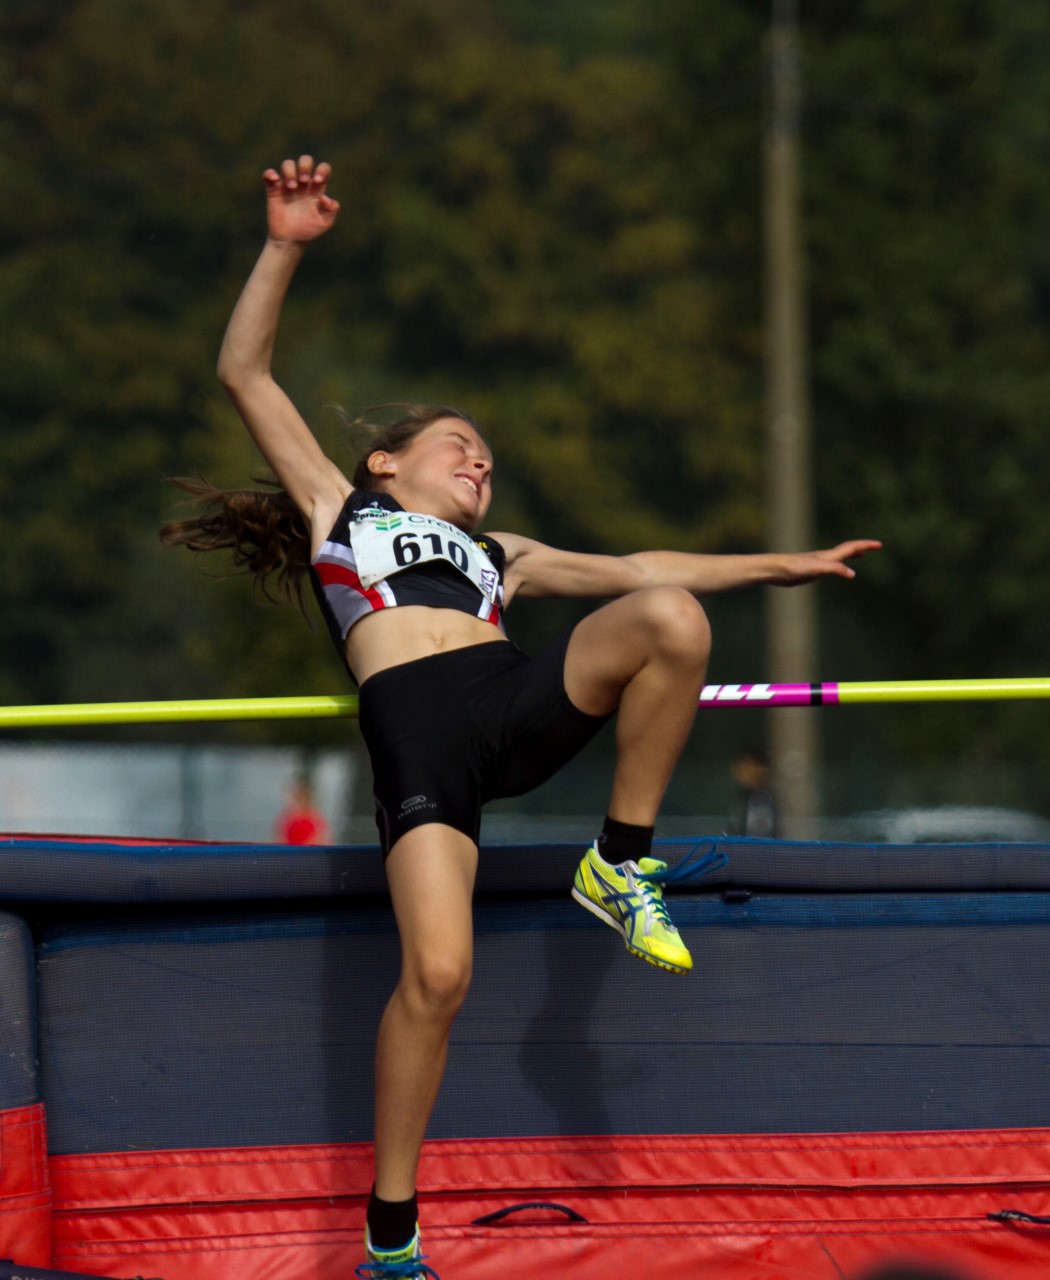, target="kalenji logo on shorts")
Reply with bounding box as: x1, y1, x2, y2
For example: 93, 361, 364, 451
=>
699, 683, 776, 703
398, 794, 437, 821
